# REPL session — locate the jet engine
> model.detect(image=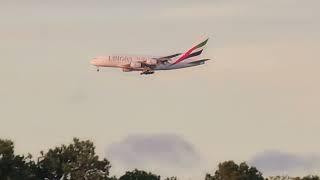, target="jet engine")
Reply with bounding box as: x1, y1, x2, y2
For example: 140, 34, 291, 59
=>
130, 62, 141, 68
146, 59, 157, 65
122, 68, 132, 72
